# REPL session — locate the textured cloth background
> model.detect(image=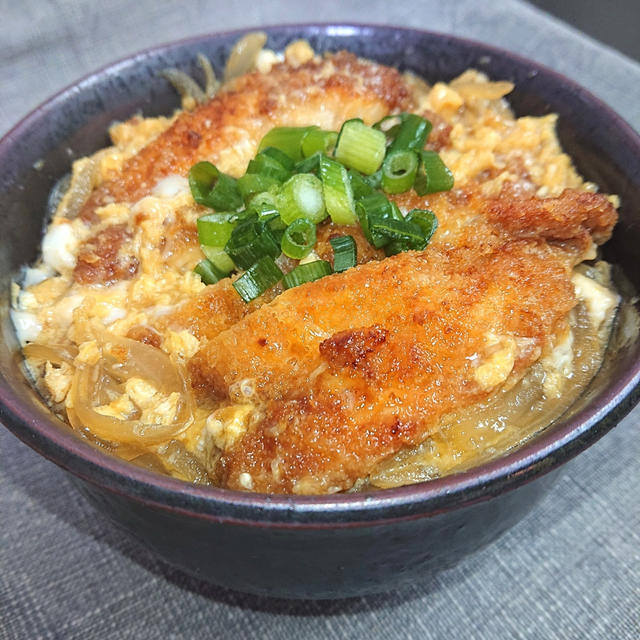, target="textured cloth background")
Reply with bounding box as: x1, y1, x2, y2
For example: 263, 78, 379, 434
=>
1, 1, 639, 638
